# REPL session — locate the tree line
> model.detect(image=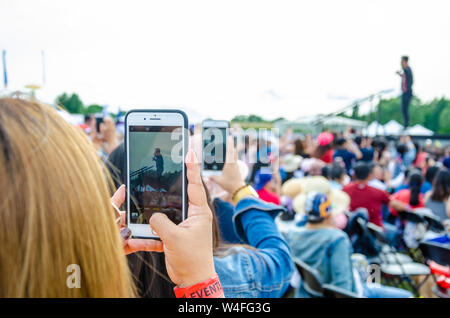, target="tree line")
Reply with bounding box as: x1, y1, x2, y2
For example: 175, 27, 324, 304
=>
57, 92, 449, 134
56, 92, 105, 116
344, 96, 450, 134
